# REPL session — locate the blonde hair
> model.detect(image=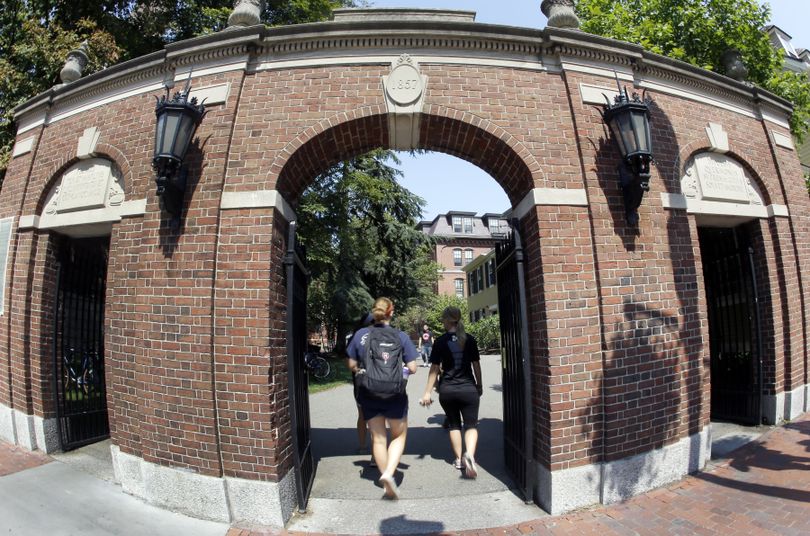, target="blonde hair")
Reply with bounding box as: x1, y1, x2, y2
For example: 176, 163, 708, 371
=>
371, 297, 394, 323
441, 306, 466, 349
